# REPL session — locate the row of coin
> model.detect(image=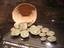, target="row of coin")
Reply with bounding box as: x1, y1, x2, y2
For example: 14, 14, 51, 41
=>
10, 23, 56, 42
28, 25, 56, 42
